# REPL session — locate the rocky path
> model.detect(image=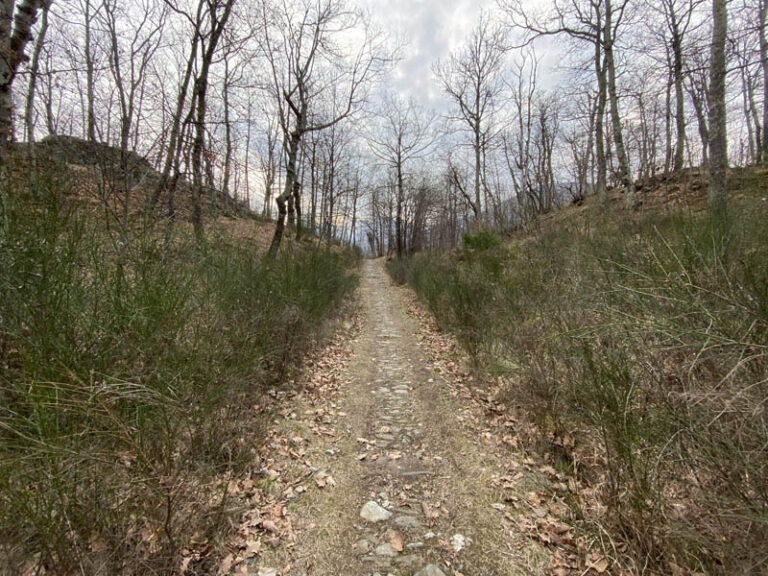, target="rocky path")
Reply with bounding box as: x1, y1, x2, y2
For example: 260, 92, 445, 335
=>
251, 260, 557, 576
